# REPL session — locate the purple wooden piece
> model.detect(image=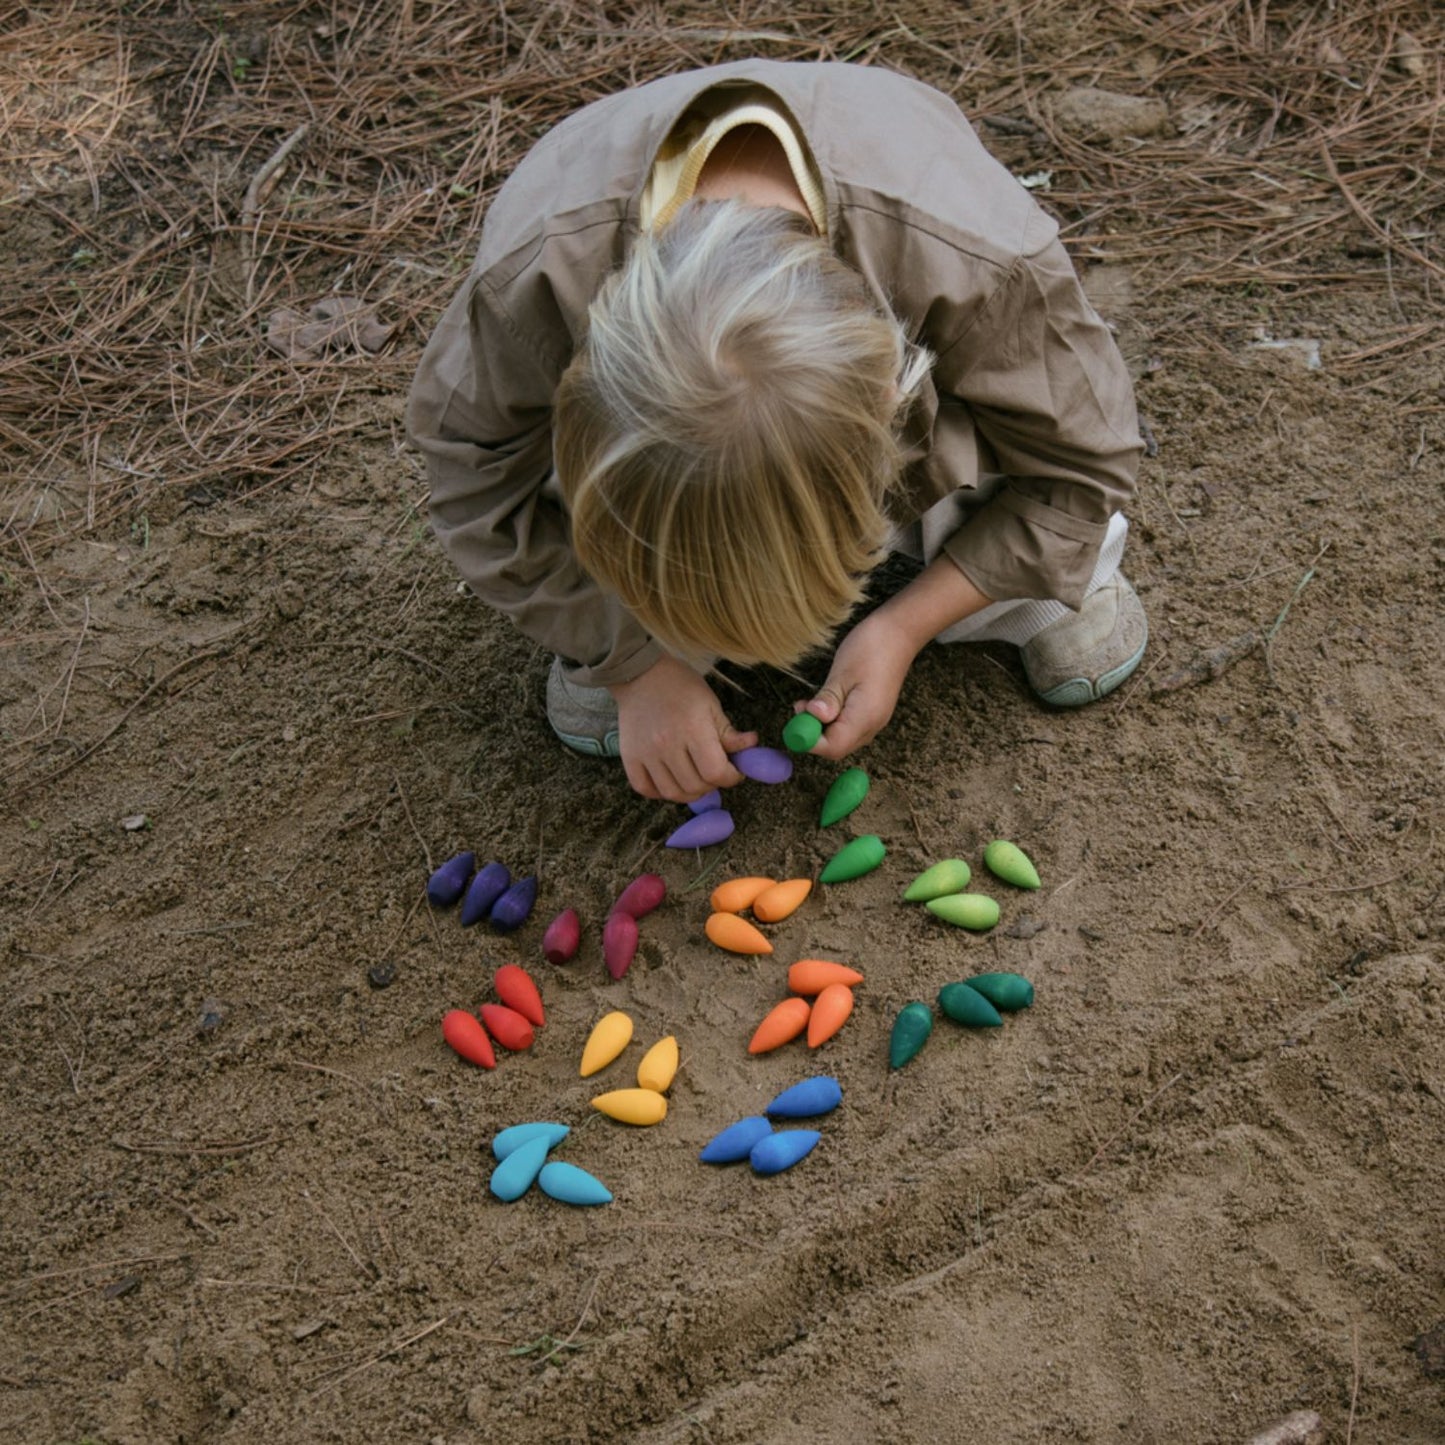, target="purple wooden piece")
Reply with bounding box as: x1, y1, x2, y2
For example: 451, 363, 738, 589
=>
688, 789, 722, 815
730, 747, 794, 785
665, 809, 735, 849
